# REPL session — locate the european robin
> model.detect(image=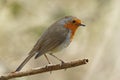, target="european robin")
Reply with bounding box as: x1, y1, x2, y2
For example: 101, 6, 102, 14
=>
15, 16, 85, 72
